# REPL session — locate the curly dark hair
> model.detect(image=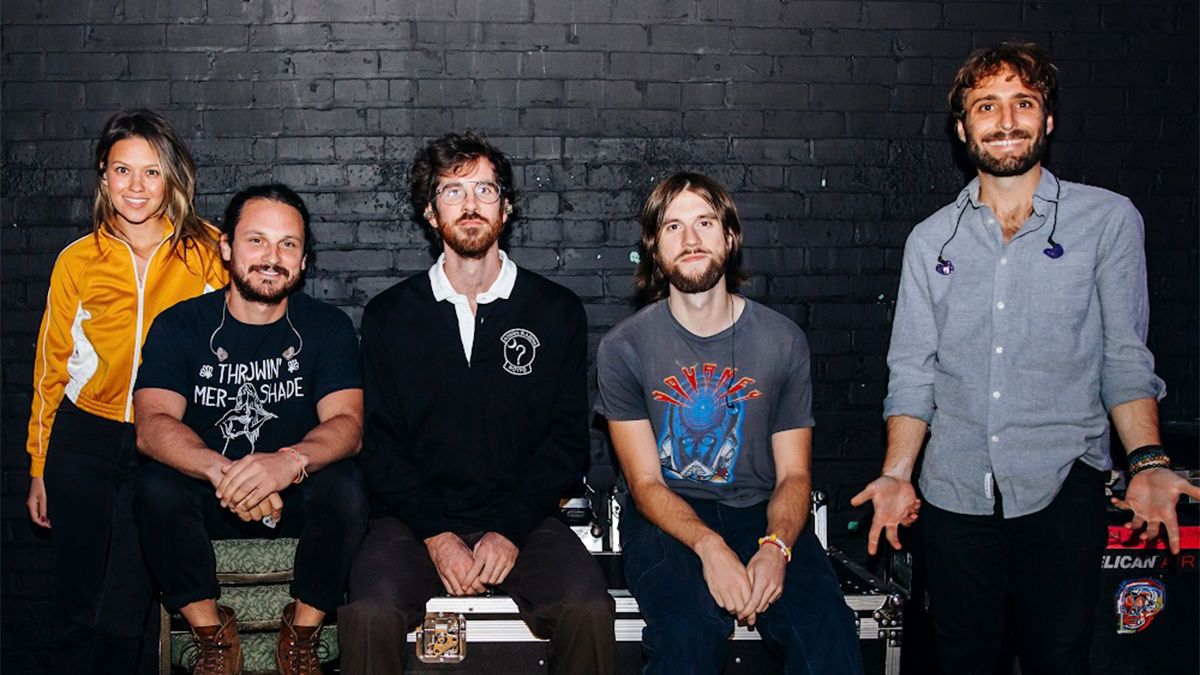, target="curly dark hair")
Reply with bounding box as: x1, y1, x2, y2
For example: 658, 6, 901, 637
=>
949, 42, 1059, 121
408, 131, 516, 222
